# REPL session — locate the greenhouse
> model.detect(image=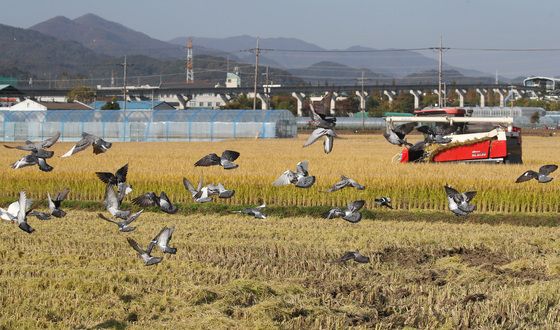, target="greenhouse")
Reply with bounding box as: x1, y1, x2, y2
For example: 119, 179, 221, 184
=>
0, 109, 297, 142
